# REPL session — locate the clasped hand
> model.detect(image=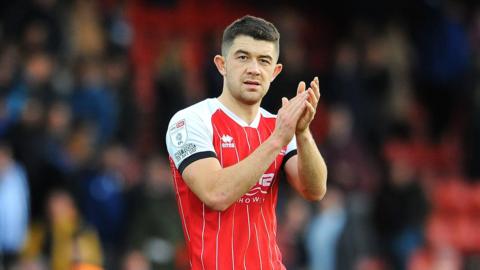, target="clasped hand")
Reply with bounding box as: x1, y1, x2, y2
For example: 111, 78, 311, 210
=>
273, 77, 321, 146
